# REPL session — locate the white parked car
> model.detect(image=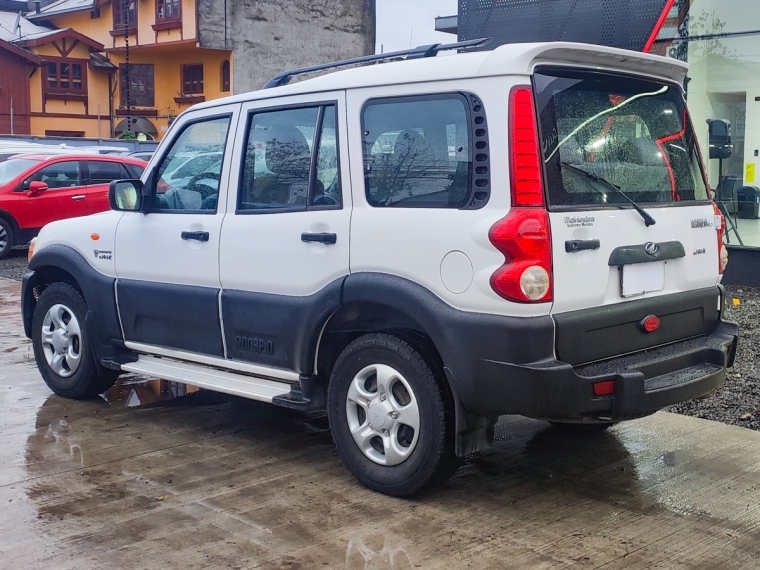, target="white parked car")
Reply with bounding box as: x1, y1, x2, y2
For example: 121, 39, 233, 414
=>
22, 40, 738, 496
